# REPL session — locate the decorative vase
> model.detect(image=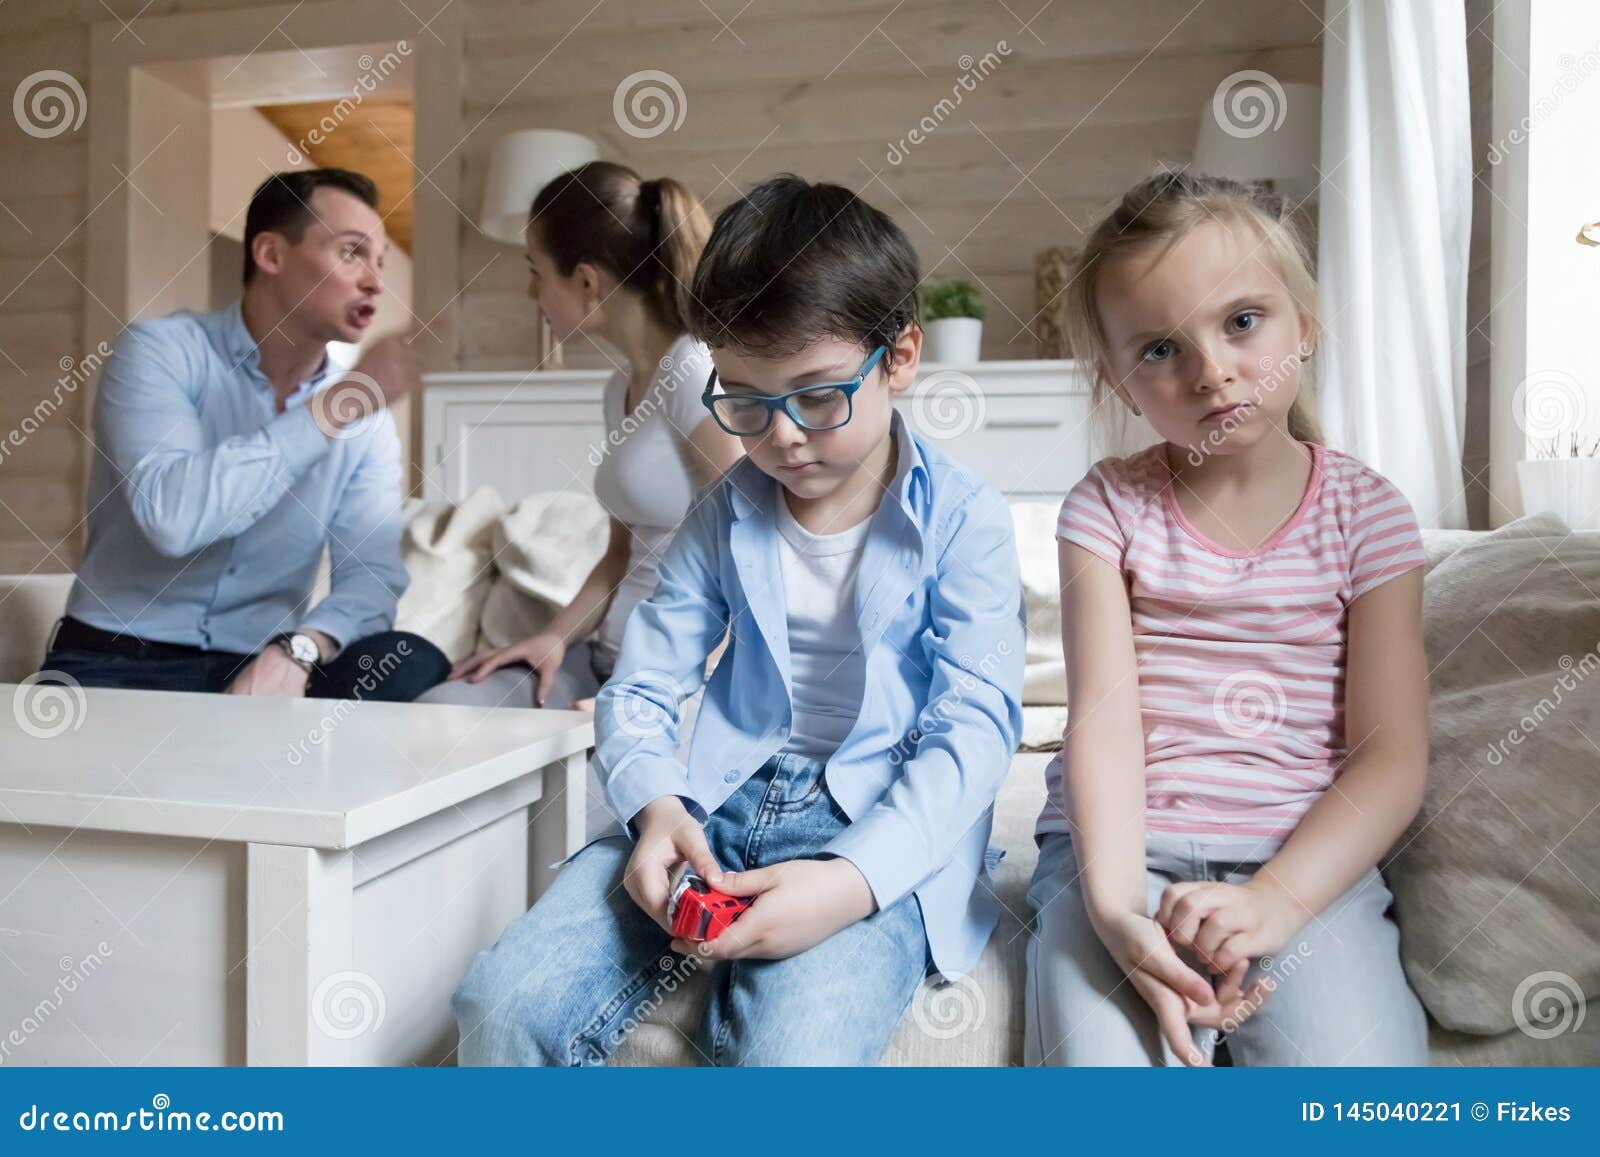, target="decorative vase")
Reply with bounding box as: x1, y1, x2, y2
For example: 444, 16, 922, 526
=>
1517, 458, 1600, 530
924, 317, 983, 364
1035, 245, 1074, 358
